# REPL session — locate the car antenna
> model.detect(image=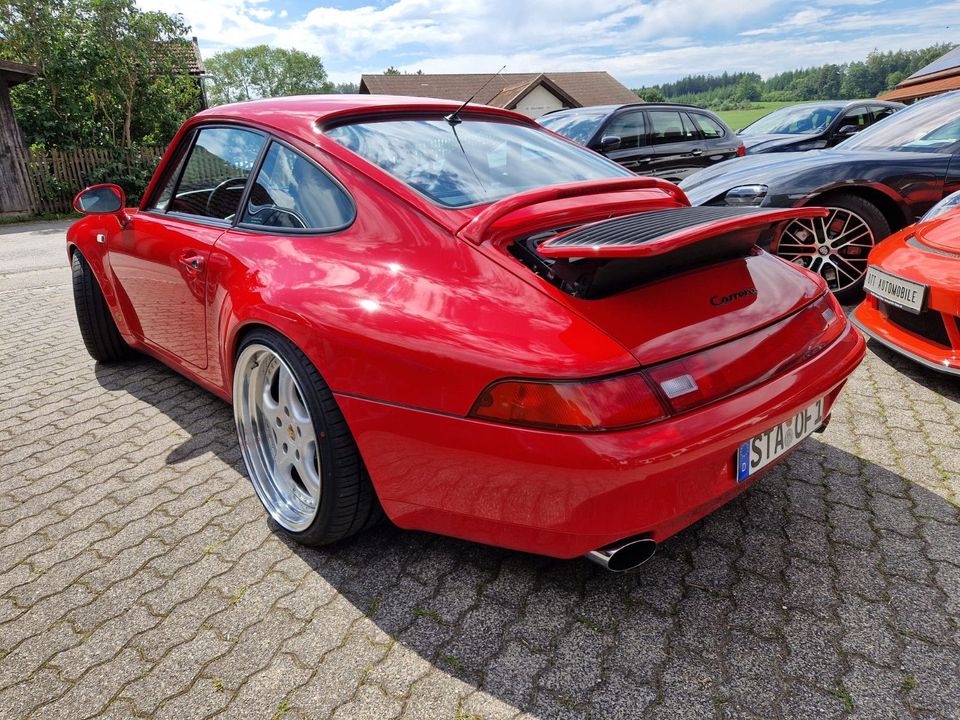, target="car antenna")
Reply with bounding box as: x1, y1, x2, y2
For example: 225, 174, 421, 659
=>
445, 66, 506, 126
